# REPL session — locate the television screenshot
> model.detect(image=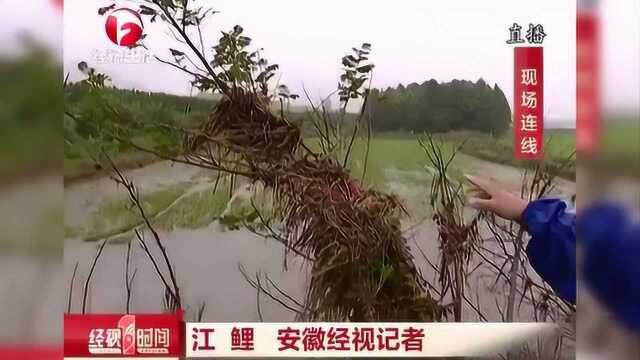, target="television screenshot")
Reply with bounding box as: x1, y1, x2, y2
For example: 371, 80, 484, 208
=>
0, 0, 638, 359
